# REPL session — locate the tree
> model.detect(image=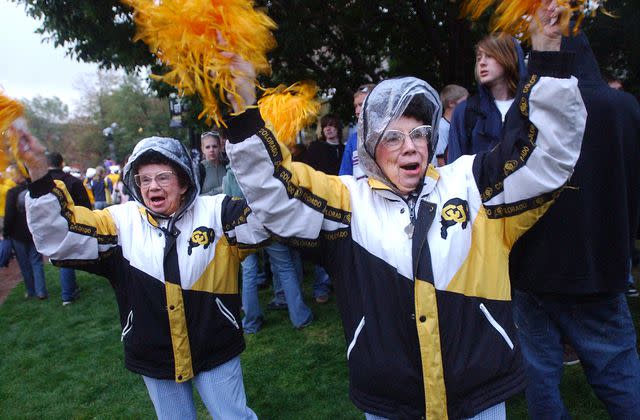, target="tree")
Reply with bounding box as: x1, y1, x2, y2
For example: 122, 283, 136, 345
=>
99, 73, 182, 159
583, 0, 640, 98
14, 0, 639, 123
15, 0, 486, 123
258, 0, 484, 120
72, 71, 182, 164
17, 0, 153, 70
22, 96, 69, 151
20, 72, 179, 168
